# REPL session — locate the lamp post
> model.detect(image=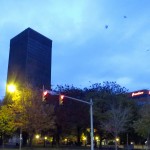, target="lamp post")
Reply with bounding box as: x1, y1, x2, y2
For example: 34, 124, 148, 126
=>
19, 128, 22, 150
46, 91, 94, 150
7, 84, 22, 150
